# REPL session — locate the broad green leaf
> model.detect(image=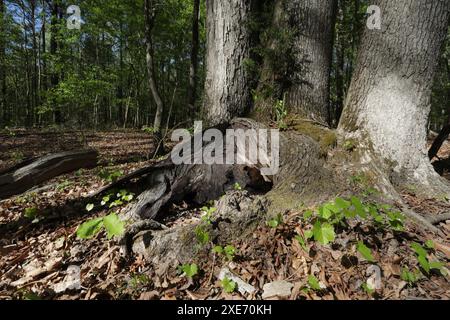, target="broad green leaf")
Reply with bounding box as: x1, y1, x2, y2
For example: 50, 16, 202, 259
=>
77, 218, 104, 239
335, 197, 351, 210
417, 255, 430, 274
425, 240, 435, 249
411, 242, 428, 257
86, 203, 94, 212
103, 213, 125, 239
304, 230, 314, 240
357, 242, 375, 262
343, 208, 357, 219
308, 275, 321, 291
429, 261, 445, 270
118, 189, 127, 197
213, 246, 224, 254
109, 199, 123, 208
123, 194, 134, 202
351, 196, 367, 218
221, 277, 236, 293
179, 264, 198, 278
361, 283, 374, 295
320, 203, 339, 220
267, 214, 283, 228
267, 219, 279, 228
23, 292, 41, 300
312, 221, 335, 245
224, 245, 236, 260
195, 226, 209, 245
368, 205, 383, 222
401, 268, 419, 284
303, 210, 314, 220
